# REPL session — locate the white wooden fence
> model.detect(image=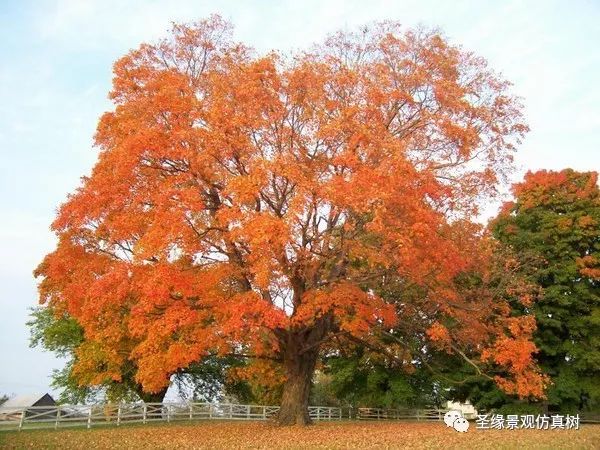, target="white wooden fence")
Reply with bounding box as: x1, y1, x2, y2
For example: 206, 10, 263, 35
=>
356, 408, 448, 421
3, 401, 497, 431
3, 402, 598, 432
0, 402, 344, 431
